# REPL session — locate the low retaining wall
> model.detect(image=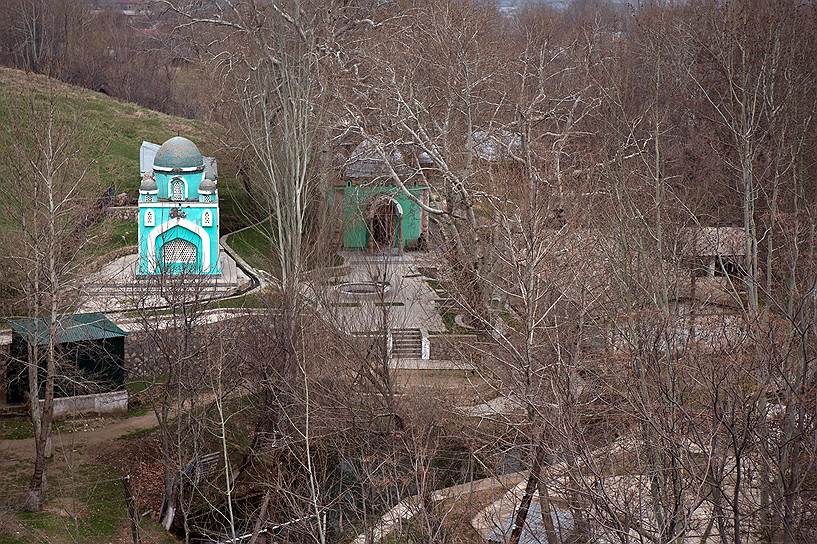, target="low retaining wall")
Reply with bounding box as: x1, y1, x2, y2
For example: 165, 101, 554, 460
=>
428, 334, 482, 360
105, 206, 139, 221
41, 390, 129, 419
305, 263, 350, 282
